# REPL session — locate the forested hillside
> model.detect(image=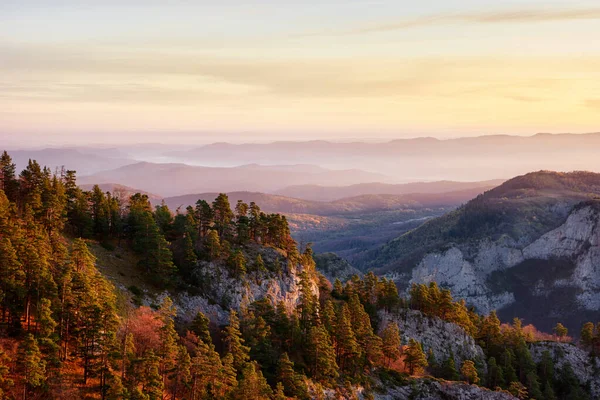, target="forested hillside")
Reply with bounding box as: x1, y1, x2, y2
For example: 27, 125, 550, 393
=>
0, 151, 598, 400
